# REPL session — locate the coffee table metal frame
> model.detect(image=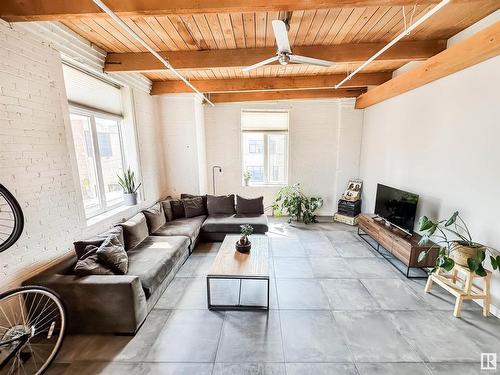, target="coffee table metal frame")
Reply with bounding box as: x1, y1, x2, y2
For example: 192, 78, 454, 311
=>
206, 274, 270, 311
